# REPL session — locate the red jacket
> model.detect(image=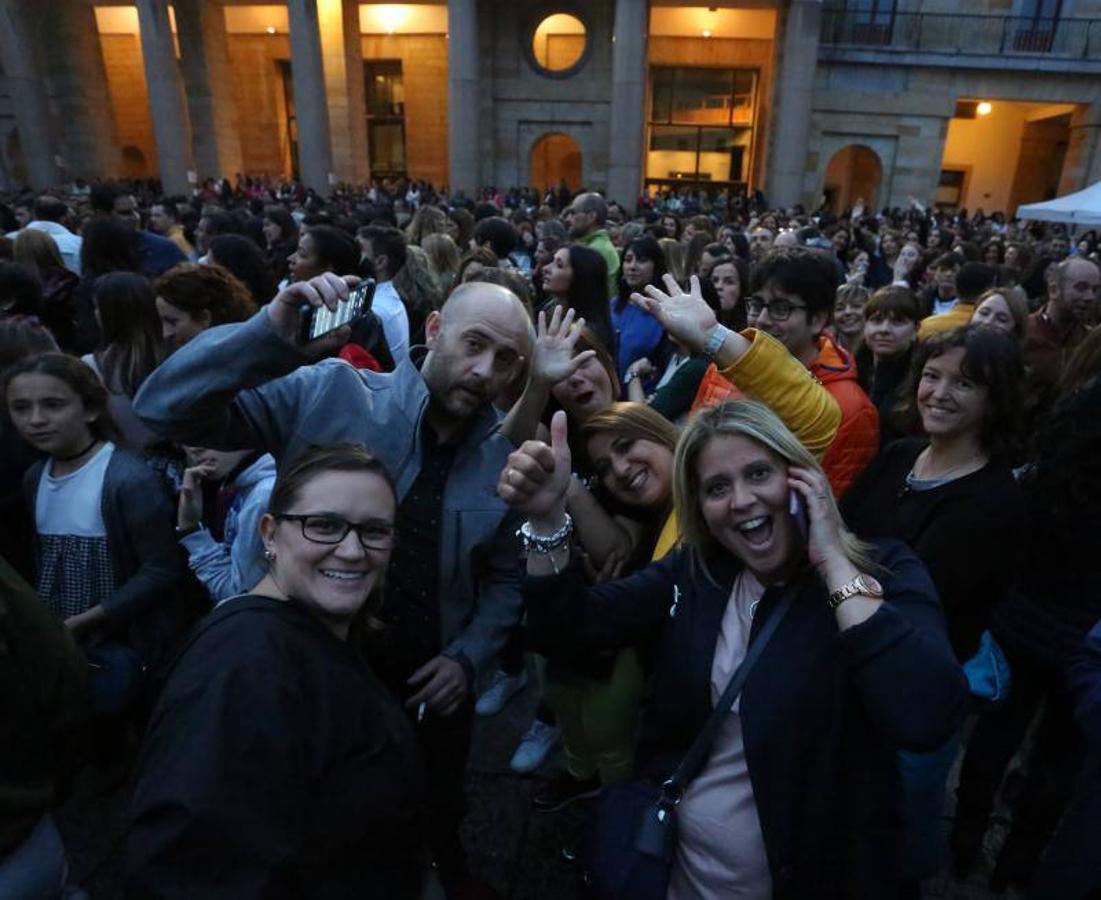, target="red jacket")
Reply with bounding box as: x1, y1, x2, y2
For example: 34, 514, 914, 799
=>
809, 335, 879, 496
